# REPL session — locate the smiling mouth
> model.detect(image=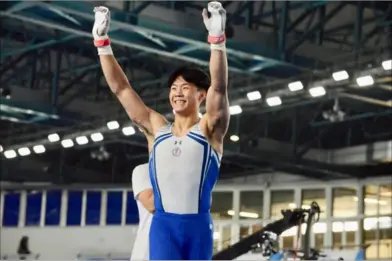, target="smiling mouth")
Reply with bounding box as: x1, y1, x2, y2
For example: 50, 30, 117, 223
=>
174, 100, 186, 105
